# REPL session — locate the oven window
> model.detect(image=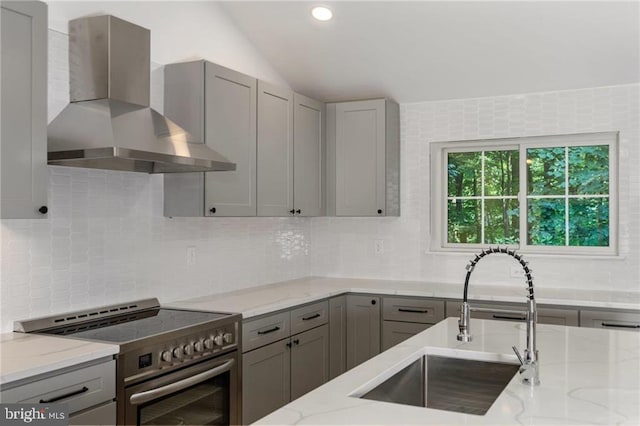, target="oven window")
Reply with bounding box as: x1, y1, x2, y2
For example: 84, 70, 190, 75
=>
138, 371, 229, 425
